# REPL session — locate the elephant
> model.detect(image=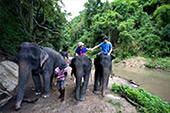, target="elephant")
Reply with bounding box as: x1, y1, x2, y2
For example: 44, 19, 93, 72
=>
70, 55, 92, 101
93, 53, 115, 97
15, 42, 65, 110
